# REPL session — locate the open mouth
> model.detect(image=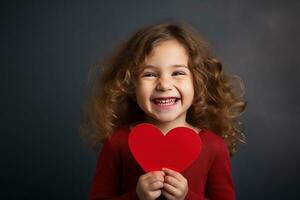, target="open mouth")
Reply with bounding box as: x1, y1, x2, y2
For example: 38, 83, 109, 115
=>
151, 97, 180, 106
